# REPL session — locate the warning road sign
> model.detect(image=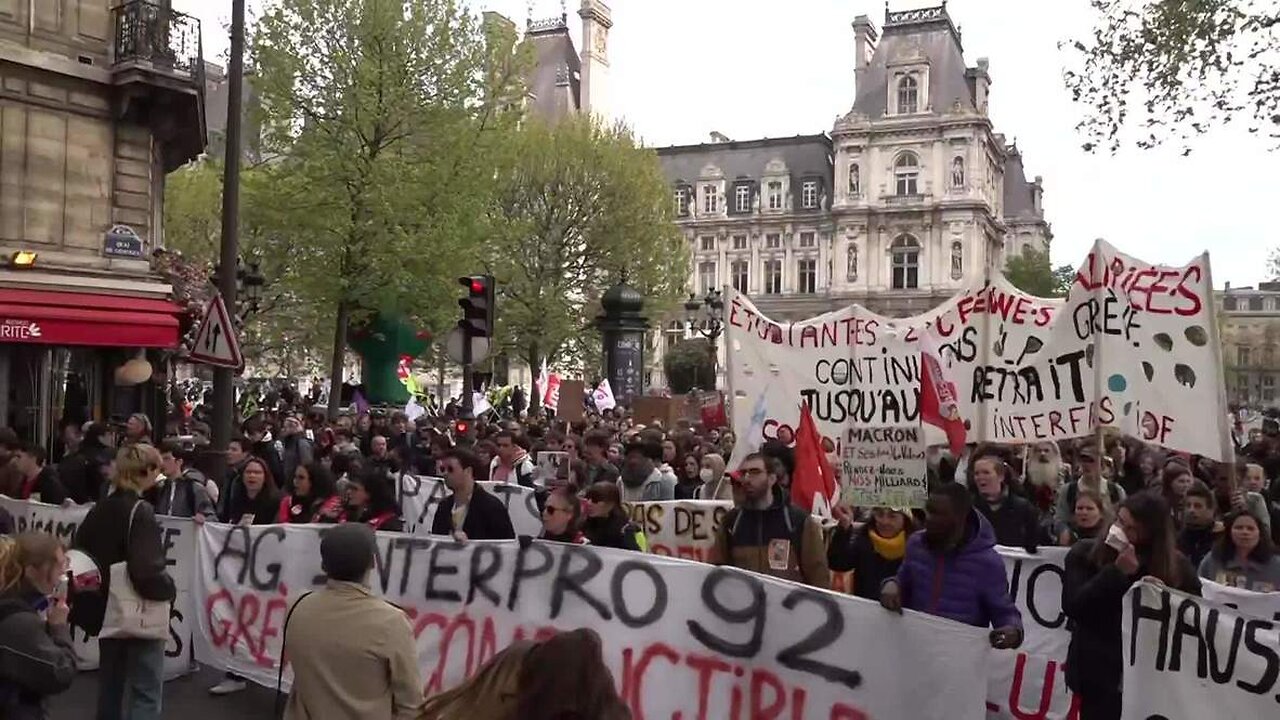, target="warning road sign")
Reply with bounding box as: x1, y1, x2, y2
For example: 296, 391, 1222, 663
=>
189, 294, 243, 369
